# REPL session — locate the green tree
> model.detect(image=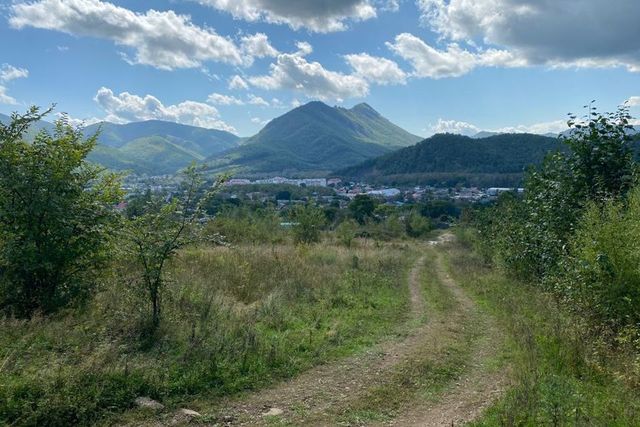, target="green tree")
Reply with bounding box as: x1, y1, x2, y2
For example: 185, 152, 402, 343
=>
0, 107, 122, 316
291, 203, 325, 244
126, 166, 224, 328
349, 194, 376, 224
336, 219, 359, 247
